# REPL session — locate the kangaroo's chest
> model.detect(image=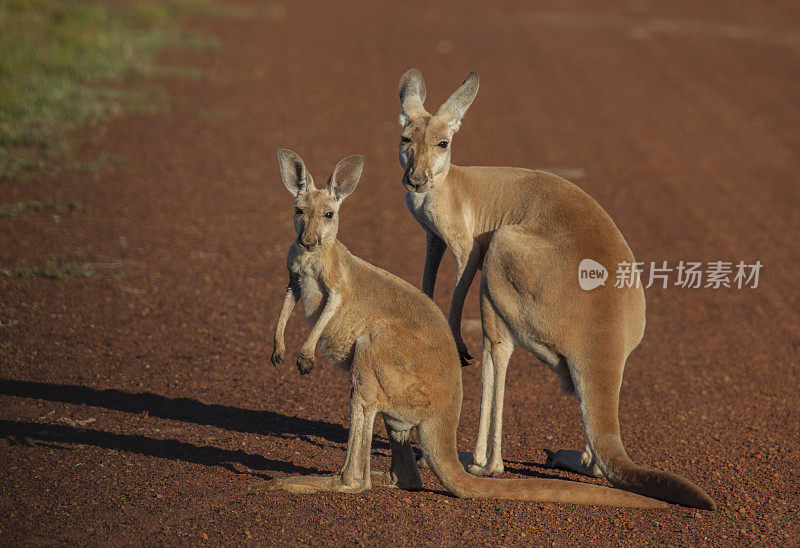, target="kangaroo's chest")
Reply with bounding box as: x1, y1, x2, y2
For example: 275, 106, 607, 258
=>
297, 274, 326, 324
405, 190, 477, 249
405, 189, 428, 217
288, 255, 358, 369
405, 191, 450, 241
288, 256, 327, 325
